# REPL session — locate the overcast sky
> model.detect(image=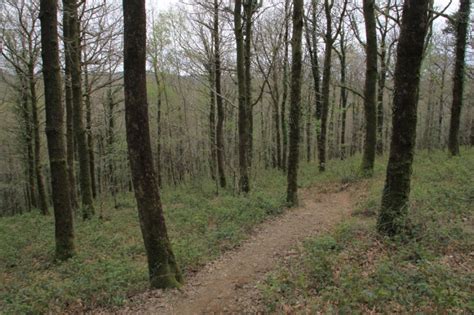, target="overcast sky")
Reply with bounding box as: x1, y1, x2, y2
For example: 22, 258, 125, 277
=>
150, 0, 460, 12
